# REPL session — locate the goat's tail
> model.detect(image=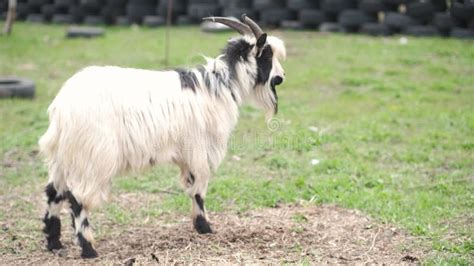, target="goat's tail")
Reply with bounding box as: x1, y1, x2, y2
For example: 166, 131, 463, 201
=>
39, 105, 60, 161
